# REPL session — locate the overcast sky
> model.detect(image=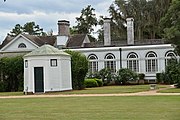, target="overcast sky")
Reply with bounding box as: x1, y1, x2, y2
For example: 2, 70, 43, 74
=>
0, 0, 113, 42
